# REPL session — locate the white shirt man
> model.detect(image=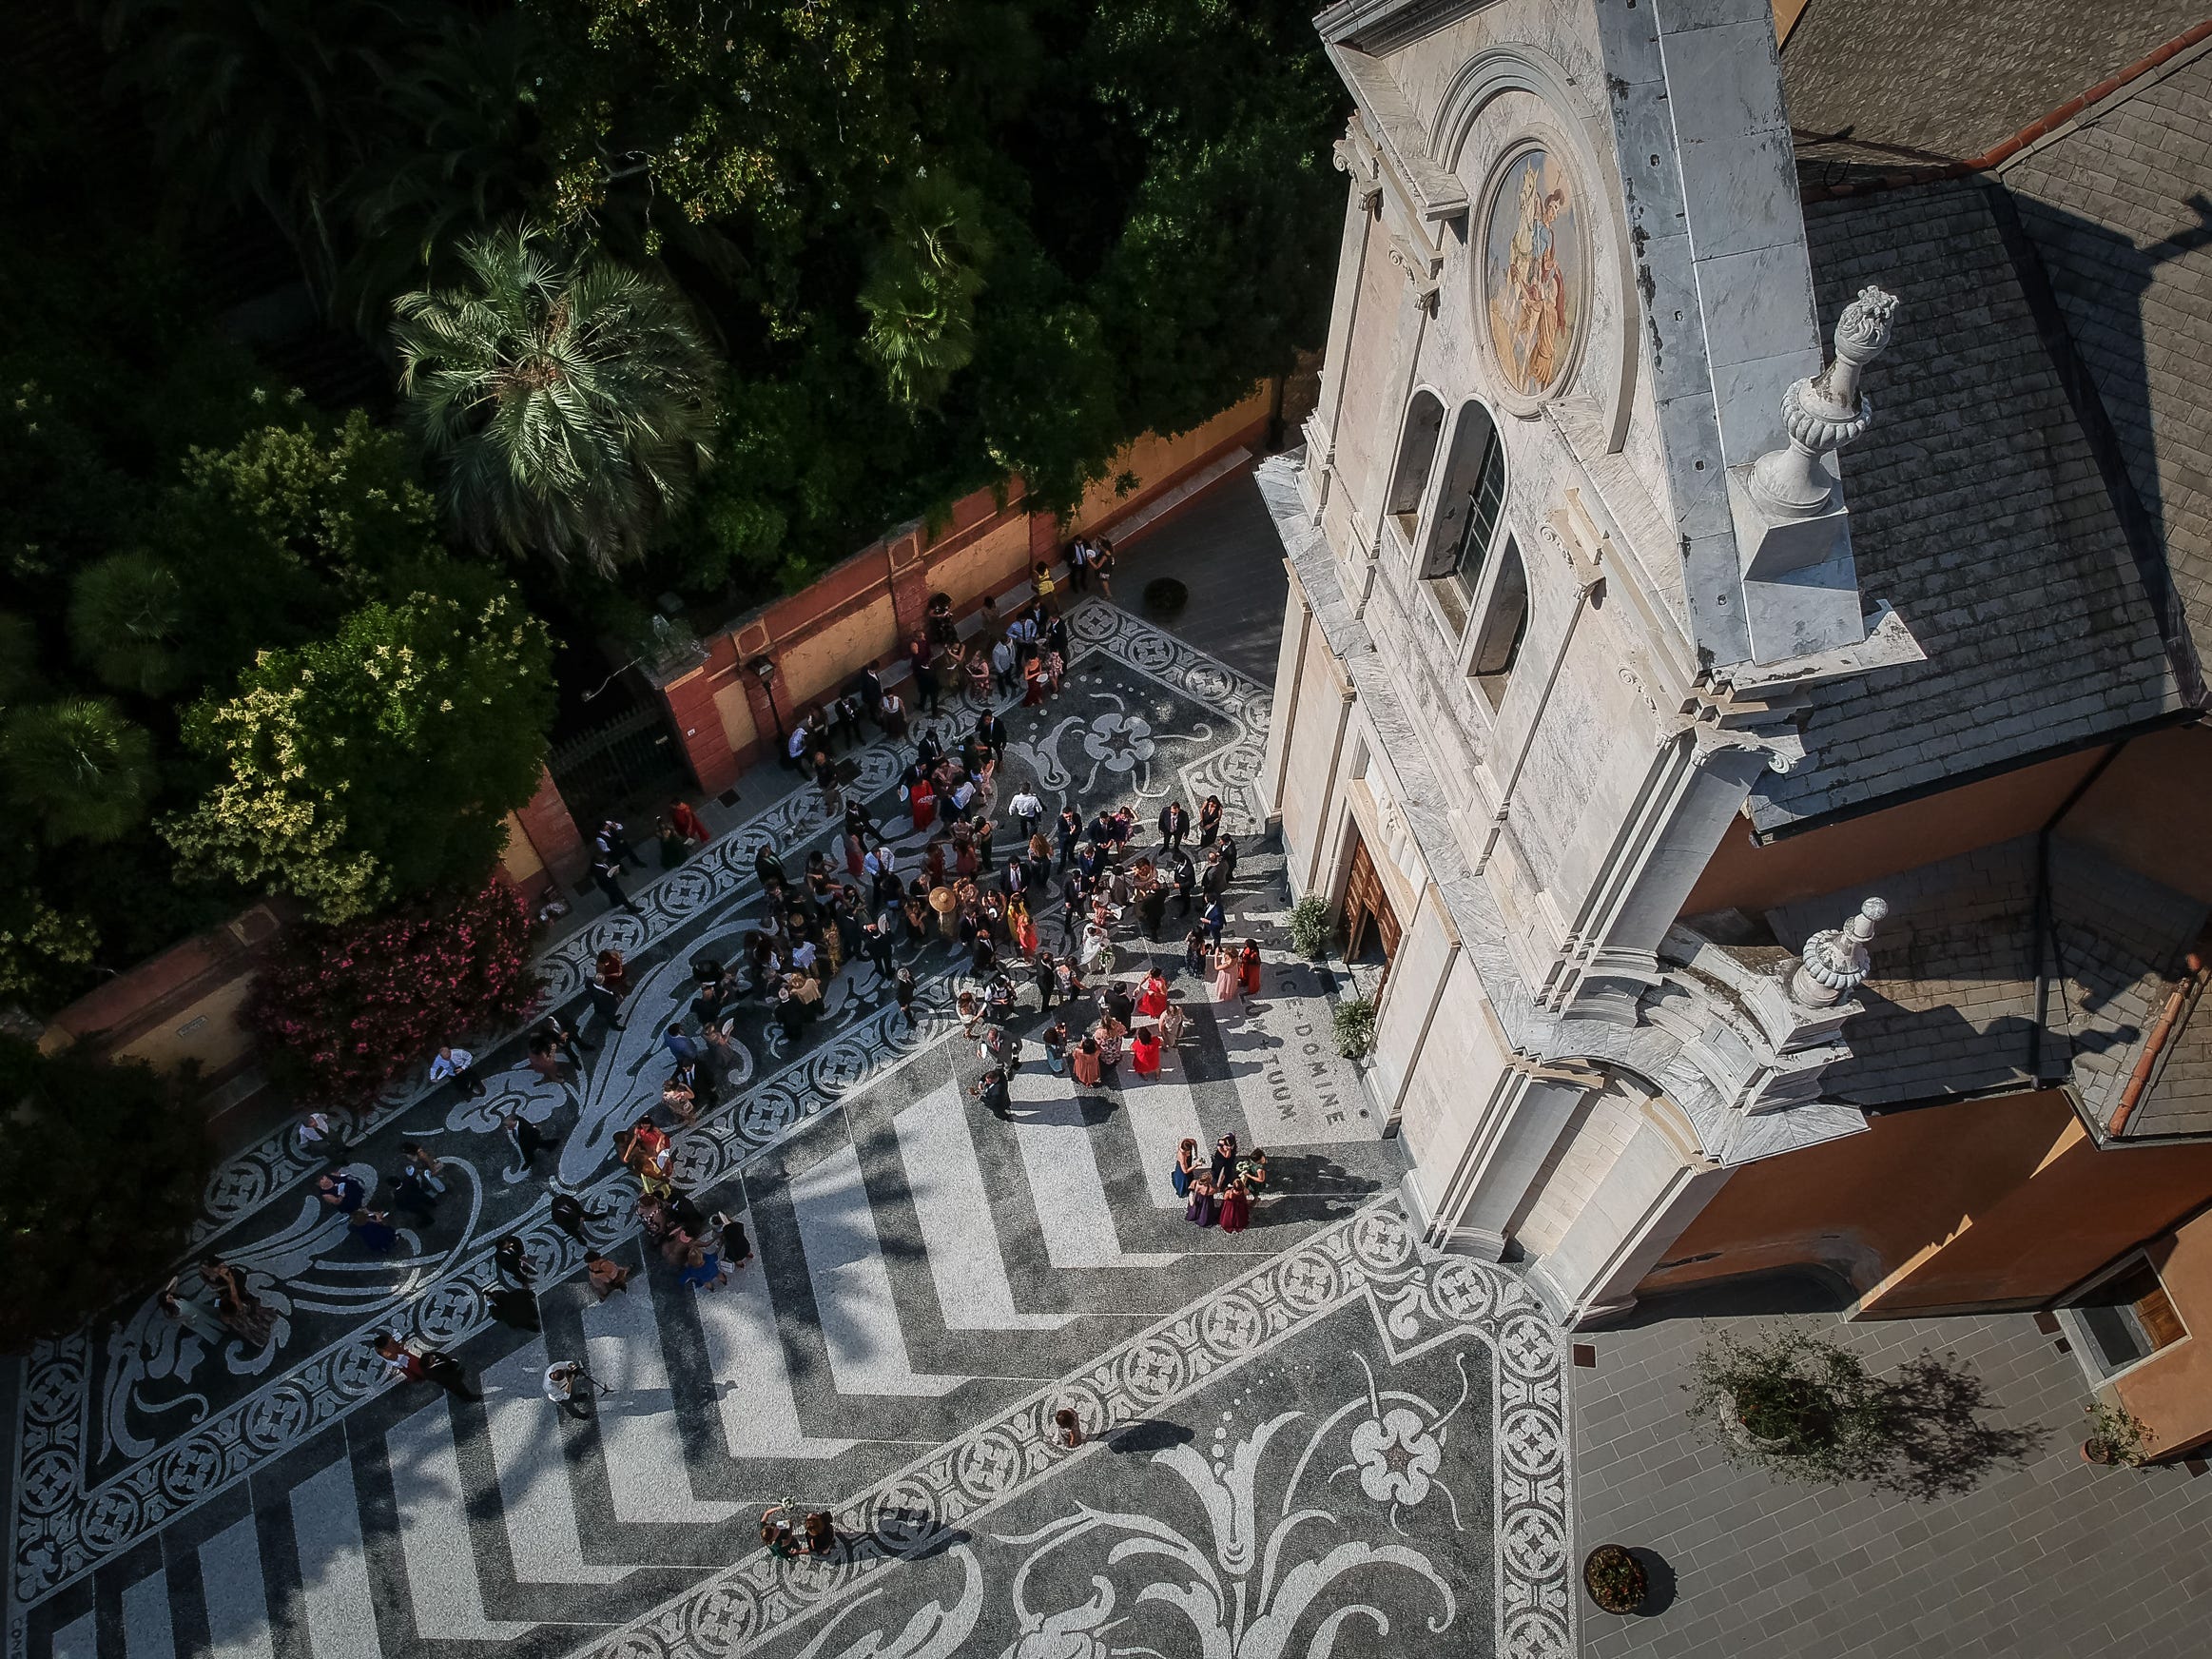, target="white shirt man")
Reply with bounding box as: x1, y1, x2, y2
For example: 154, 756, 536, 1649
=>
427, 1046, 474, 1083
863, 844, 896, 879
791, 938, 819, 974
543, 1360, 586, 1403
1010, 790, 1044, 838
